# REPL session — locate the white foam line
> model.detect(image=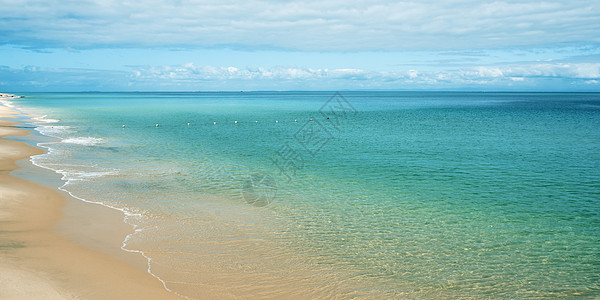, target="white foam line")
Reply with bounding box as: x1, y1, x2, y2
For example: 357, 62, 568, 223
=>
62, 137, 104, 146
56, 184, 188, 299
0, 99, 15, 108
32, 115, 60, 123
120, 230, 190, 299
